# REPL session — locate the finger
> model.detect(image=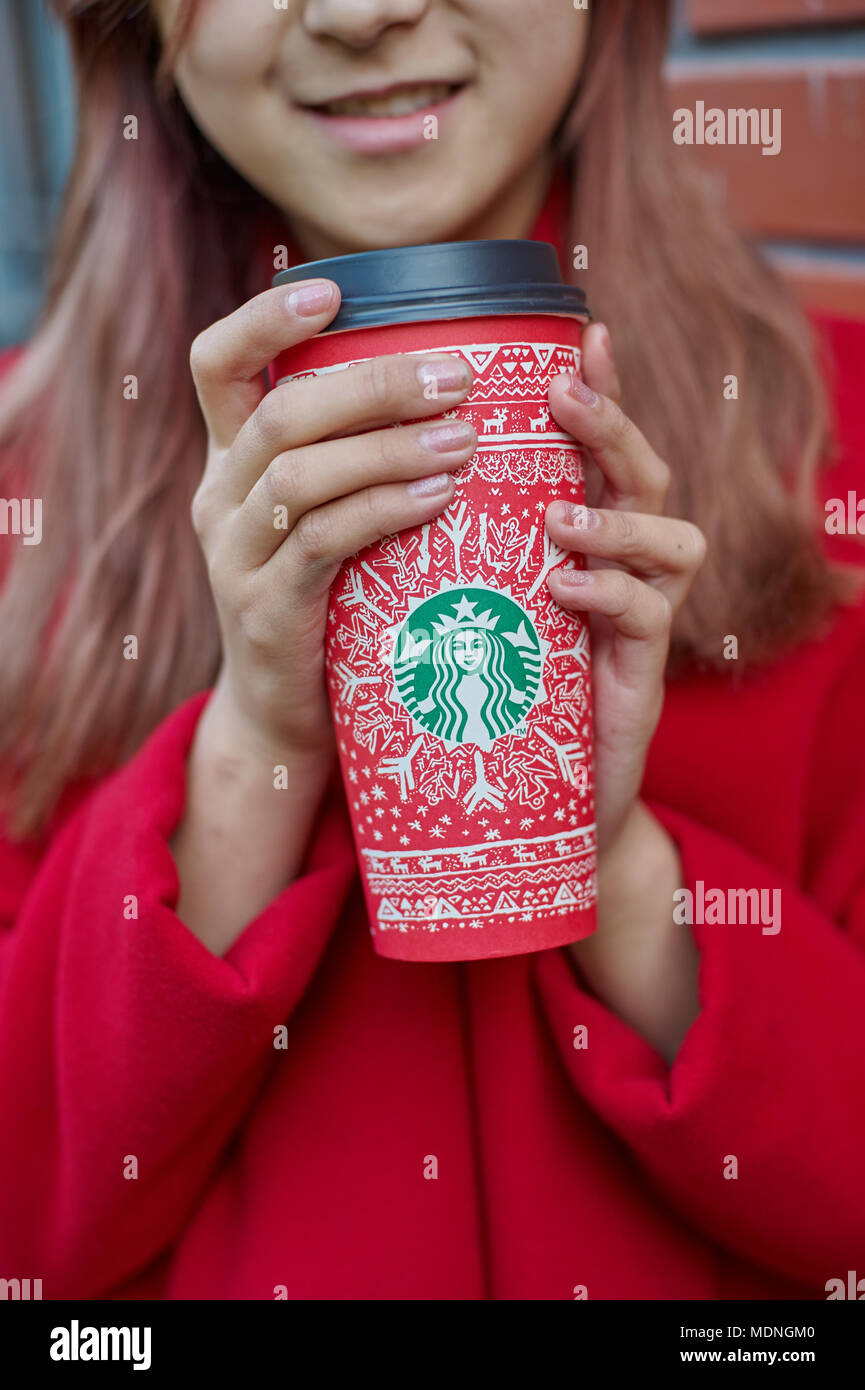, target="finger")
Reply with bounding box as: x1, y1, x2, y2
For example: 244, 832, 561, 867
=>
547, 372, 670, 514
581, 322, 622, 405
227, 417, 477, 568
189, 280, 341, 449
265, 471, 459, 603
544, 501, 706, 606
220, 350, 474, 507
547, 565, 673, 679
